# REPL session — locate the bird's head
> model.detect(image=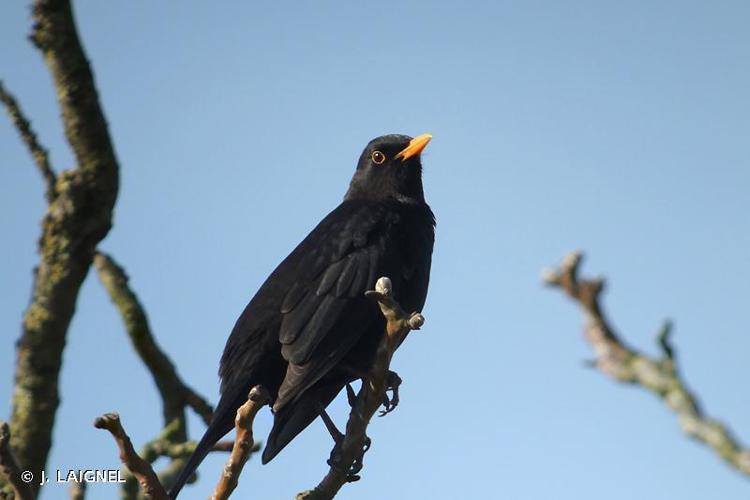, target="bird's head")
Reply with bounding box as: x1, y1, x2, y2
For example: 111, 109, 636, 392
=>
345, 133, 432, 203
